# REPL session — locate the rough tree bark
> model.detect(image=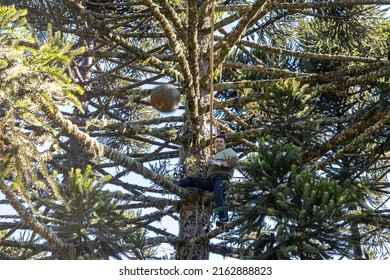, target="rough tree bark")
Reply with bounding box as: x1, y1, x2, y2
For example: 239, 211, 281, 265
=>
175, 0, 215, 259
